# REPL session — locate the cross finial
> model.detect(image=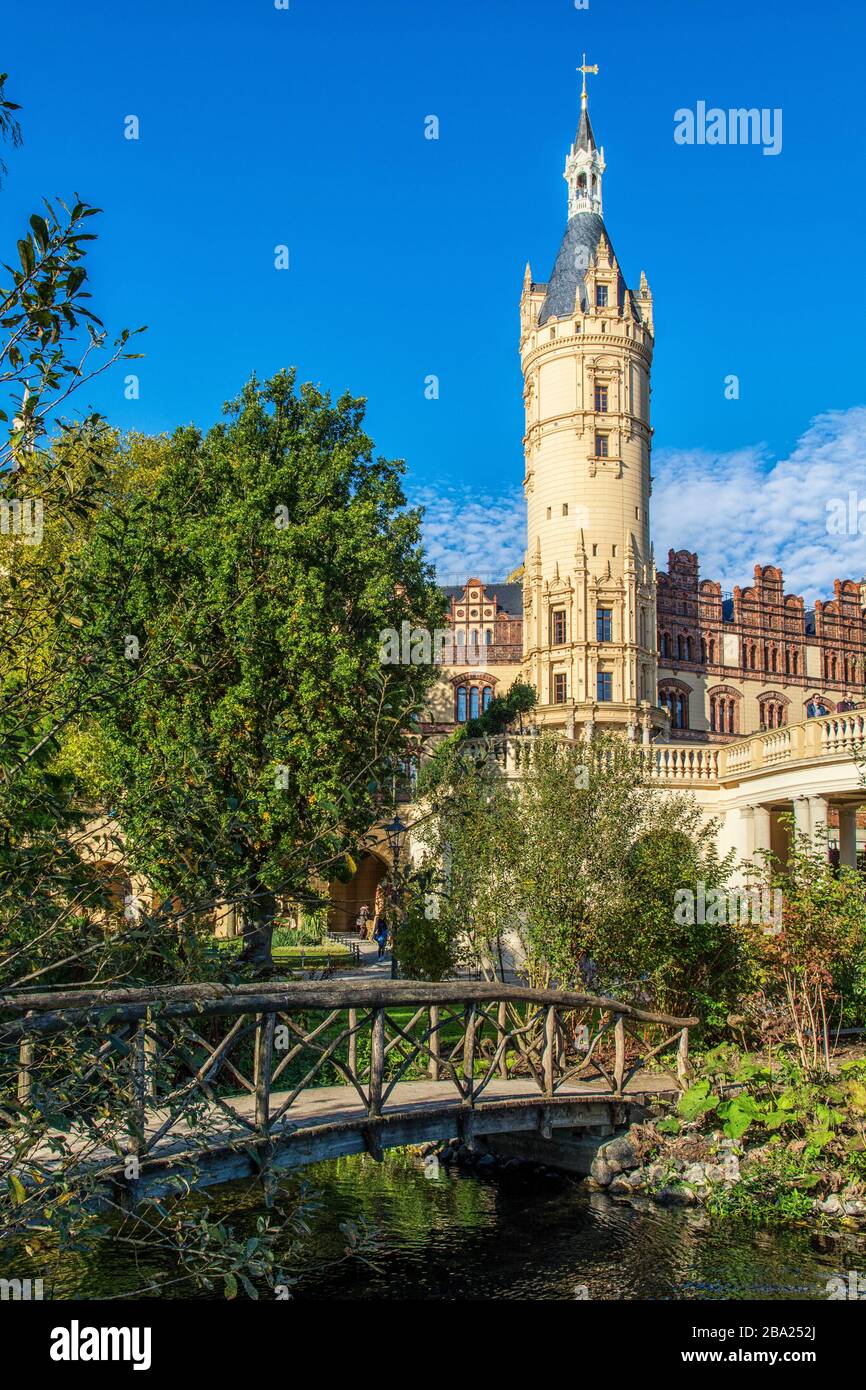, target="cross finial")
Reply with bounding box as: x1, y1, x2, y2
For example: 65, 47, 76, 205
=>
577, 53, 599, 109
